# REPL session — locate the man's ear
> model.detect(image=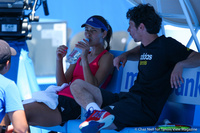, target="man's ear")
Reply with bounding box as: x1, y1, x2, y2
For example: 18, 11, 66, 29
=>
138, 23, 145, 30
4, 60, 10, 70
